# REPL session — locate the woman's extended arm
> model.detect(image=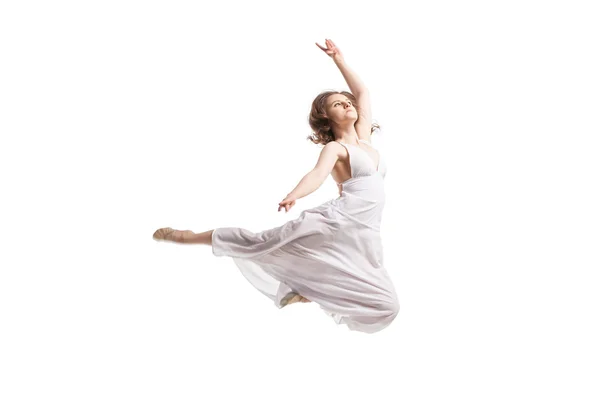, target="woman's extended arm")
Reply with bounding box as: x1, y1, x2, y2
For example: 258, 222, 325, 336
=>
316, 39, 368, 95
278, 143, 339, 212
316, 39, 373, 140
